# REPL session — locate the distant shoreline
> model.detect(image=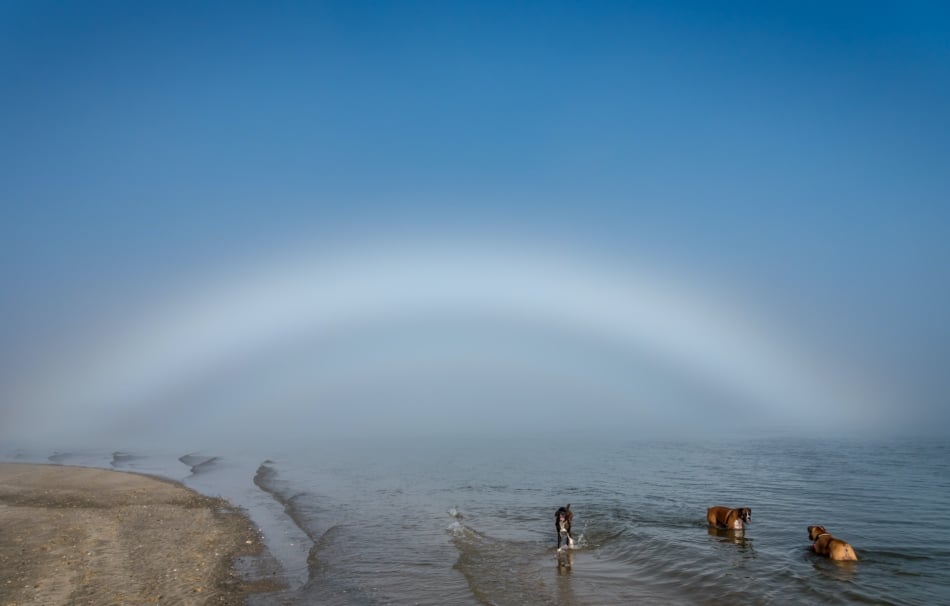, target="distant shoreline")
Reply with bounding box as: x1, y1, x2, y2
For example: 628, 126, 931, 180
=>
0, 462, 283, 605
